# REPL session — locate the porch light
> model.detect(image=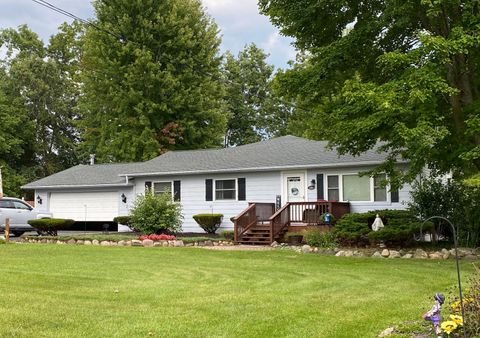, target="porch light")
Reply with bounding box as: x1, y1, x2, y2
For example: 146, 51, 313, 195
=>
121, 193, 127, 203
307, 179, 316, 190
36, 195, 42, 205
